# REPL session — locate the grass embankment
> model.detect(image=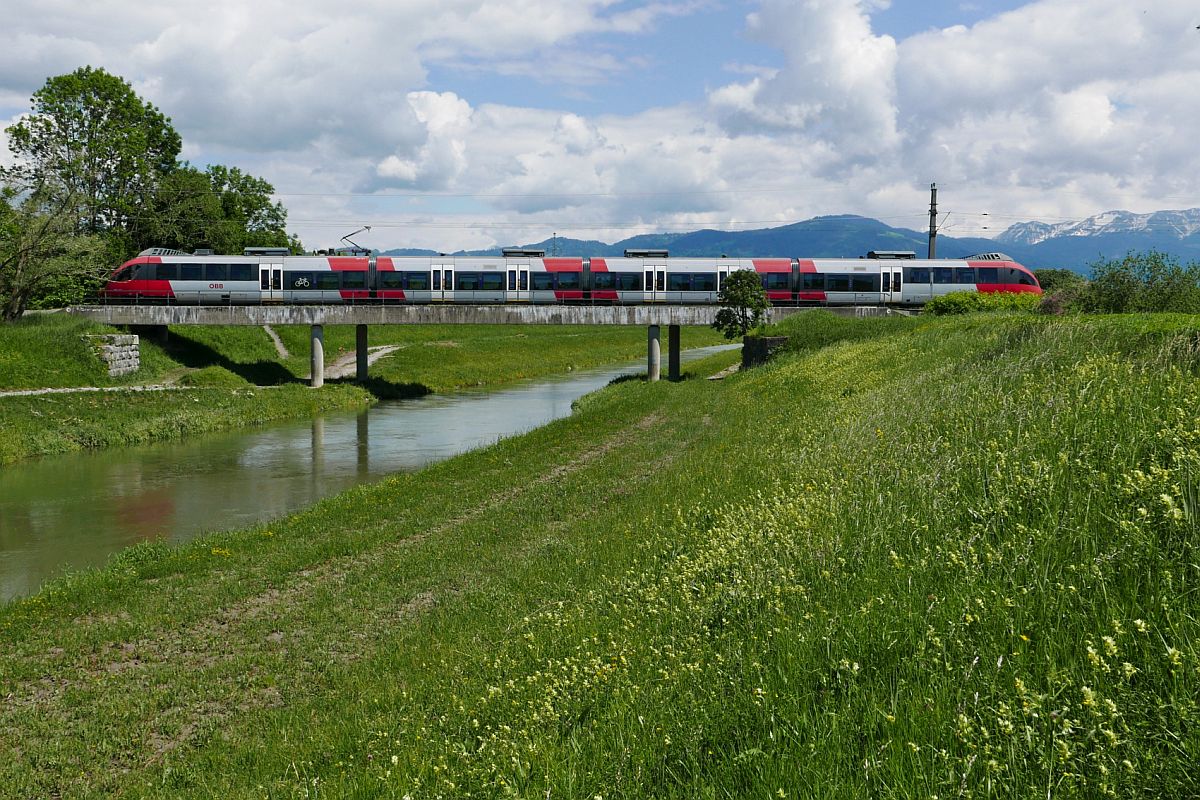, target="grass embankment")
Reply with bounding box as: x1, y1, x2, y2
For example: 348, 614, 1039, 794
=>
3, 312, 1198, 797
0, 315, 722, 463
171, 323, 725, 392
